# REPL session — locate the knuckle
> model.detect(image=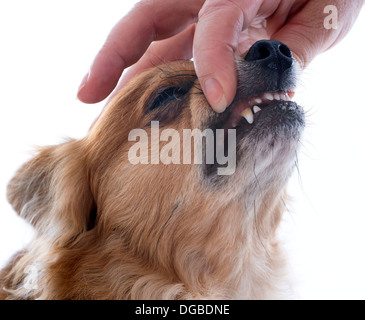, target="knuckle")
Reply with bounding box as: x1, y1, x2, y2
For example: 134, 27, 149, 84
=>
198, 0, 245, 31
199, 0, 244, 19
